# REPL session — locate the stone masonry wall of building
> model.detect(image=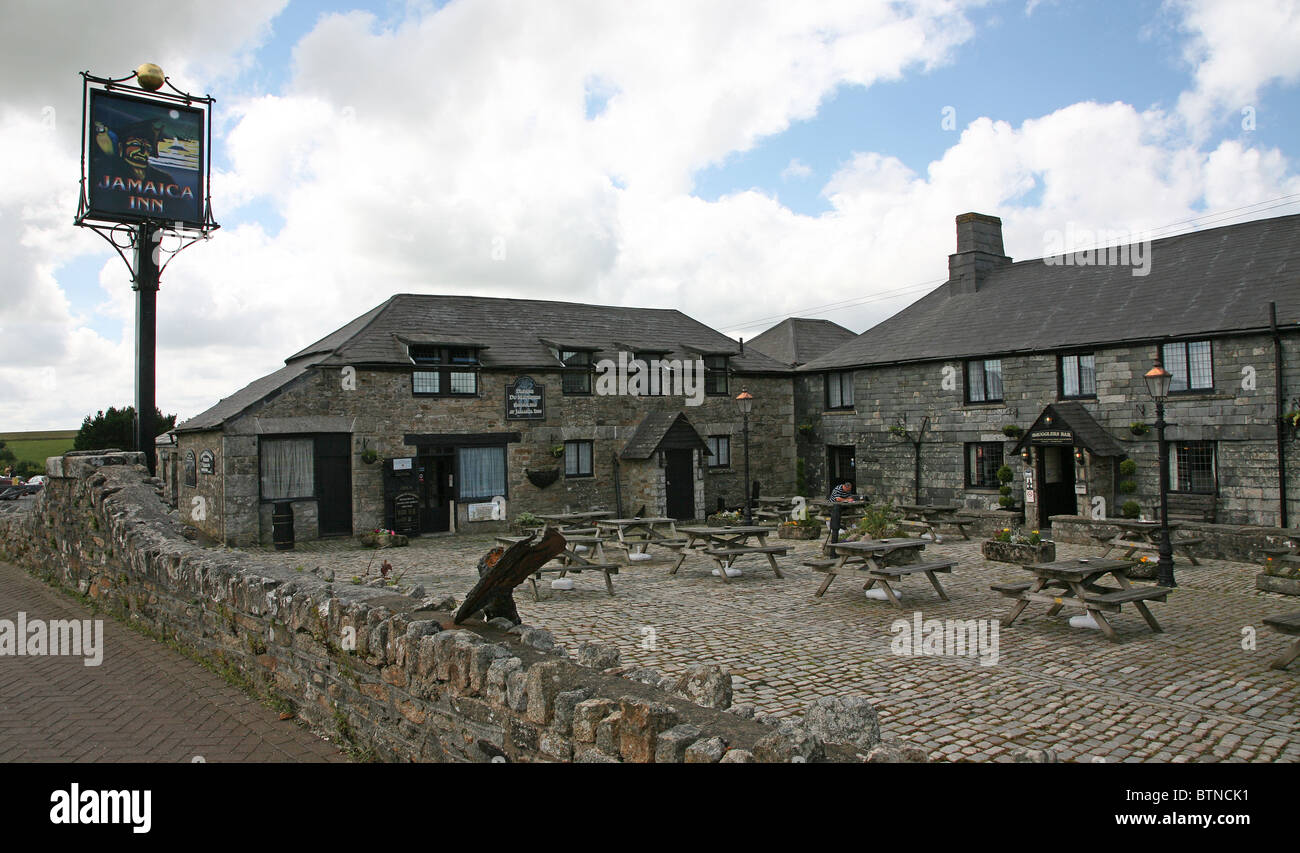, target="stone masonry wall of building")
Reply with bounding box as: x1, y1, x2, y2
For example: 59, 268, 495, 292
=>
799, 332, 1300, 528
176, 366, 794, 547
0, 453, 867, 764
